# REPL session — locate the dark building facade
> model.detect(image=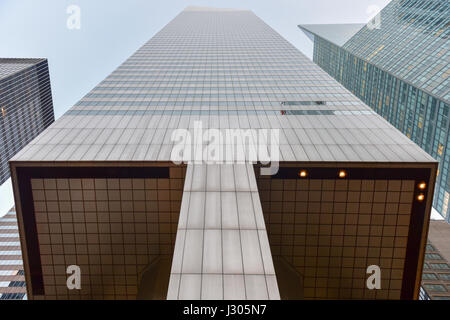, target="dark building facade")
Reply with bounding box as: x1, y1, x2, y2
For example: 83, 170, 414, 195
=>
10, 7, 437, 300
299, 0, 450, 222
0, 58, 55, 185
